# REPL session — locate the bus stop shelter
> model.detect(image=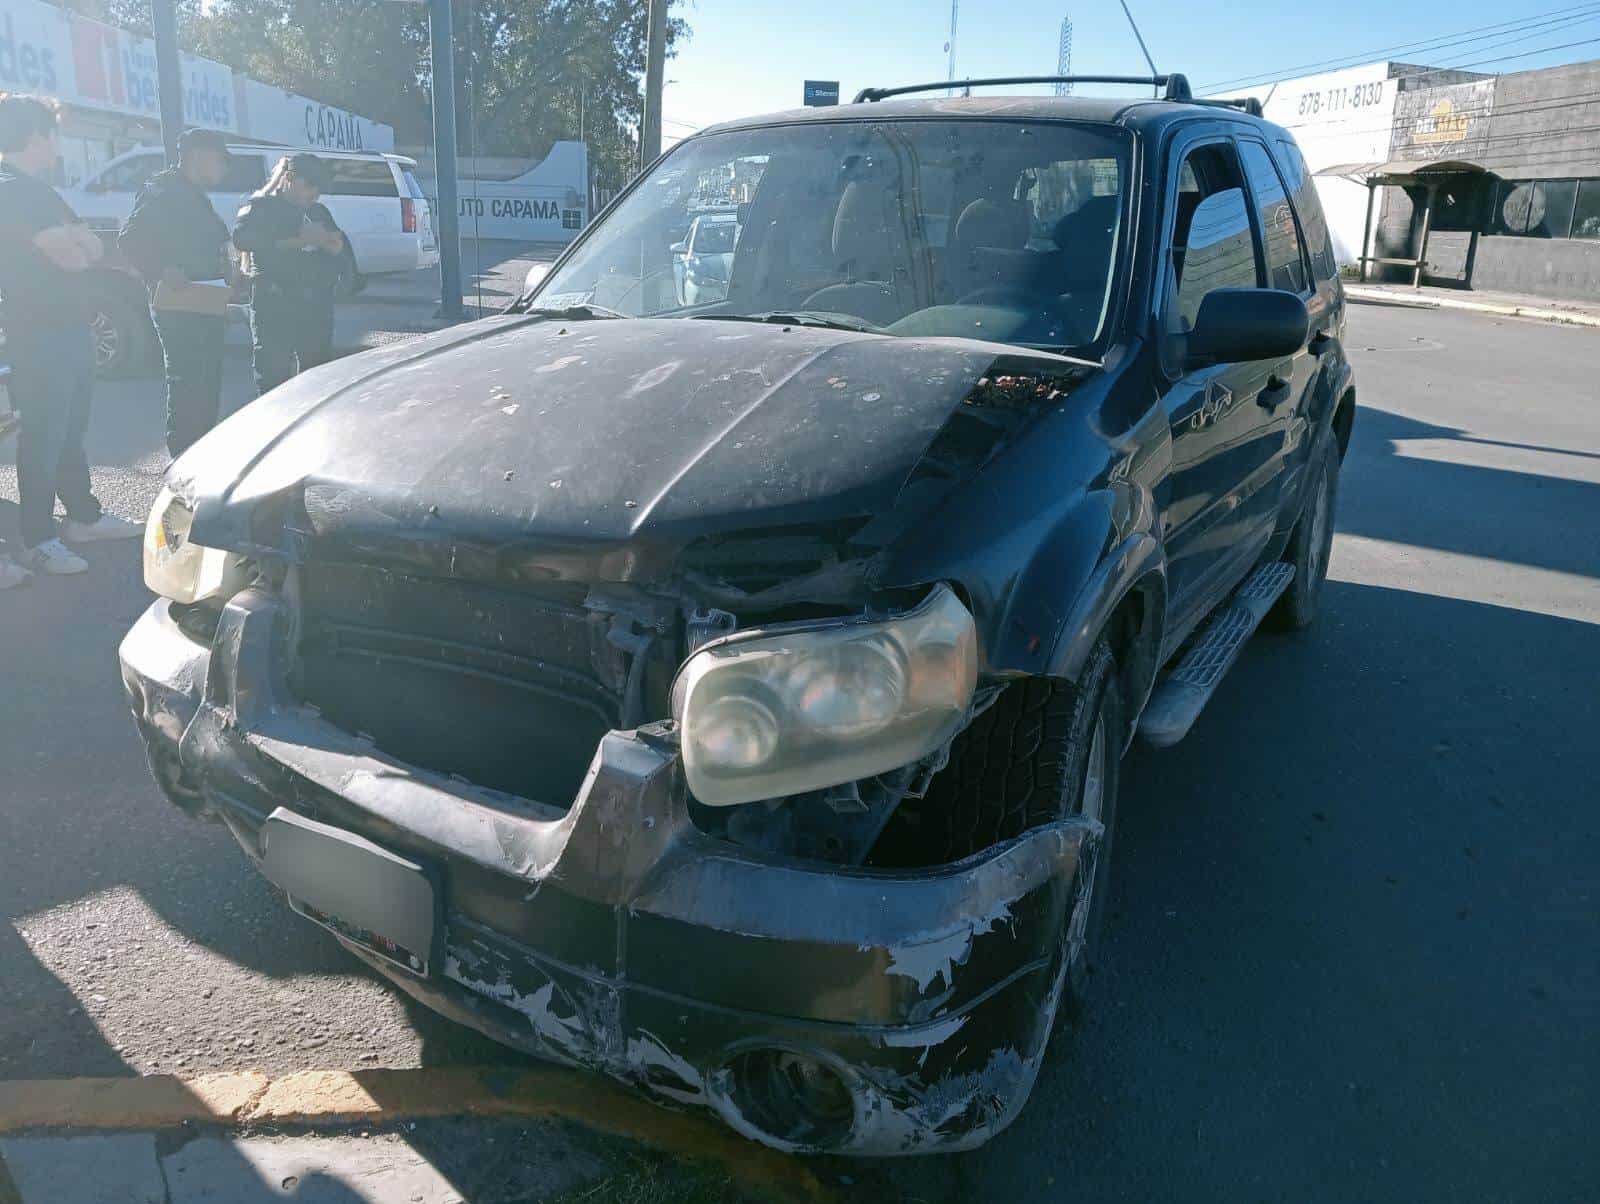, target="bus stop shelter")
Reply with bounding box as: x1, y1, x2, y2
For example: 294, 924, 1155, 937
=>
1318, 159, 1491, 288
